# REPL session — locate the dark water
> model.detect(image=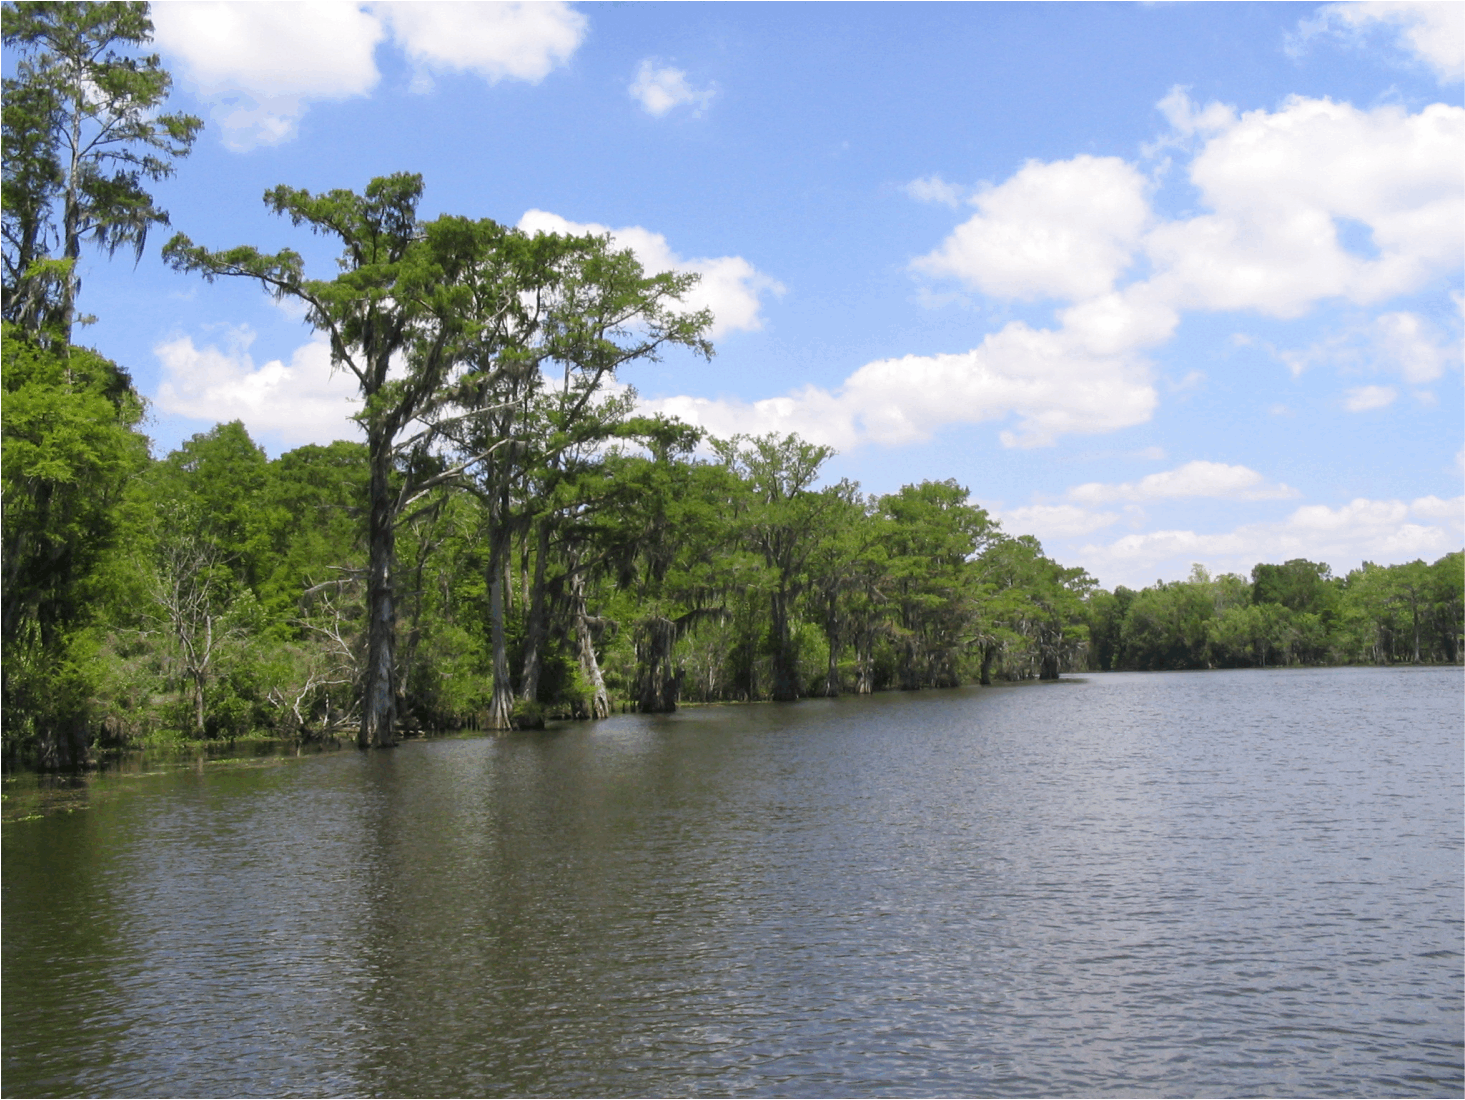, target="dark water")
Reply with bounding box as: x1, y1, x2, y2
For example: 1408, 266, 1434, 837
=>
3, 668, 1461, 1098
